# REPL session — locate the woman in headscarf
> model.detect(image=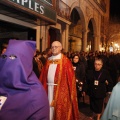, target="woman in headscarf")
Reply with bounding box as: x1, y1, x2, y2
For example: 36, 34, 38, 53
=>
72, 54, 86, 107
